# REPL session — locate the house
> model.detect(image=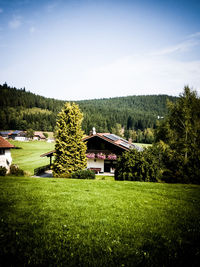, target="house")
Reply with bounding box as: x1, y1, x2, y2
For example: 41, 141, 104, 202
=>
40, 128, 142, 174
11, 130, 27, 141
83, 131, 142, 173
0, 136, 14, 172
33, 131, 46, 140
0, 131, 12, 139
